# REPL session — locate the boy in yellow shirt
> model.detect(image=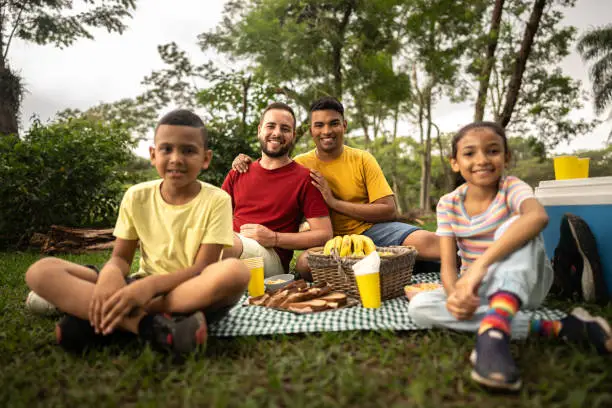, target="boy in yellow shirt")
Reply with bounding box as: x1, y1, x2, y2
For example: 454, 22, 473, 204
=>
25, 109, 250, 354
